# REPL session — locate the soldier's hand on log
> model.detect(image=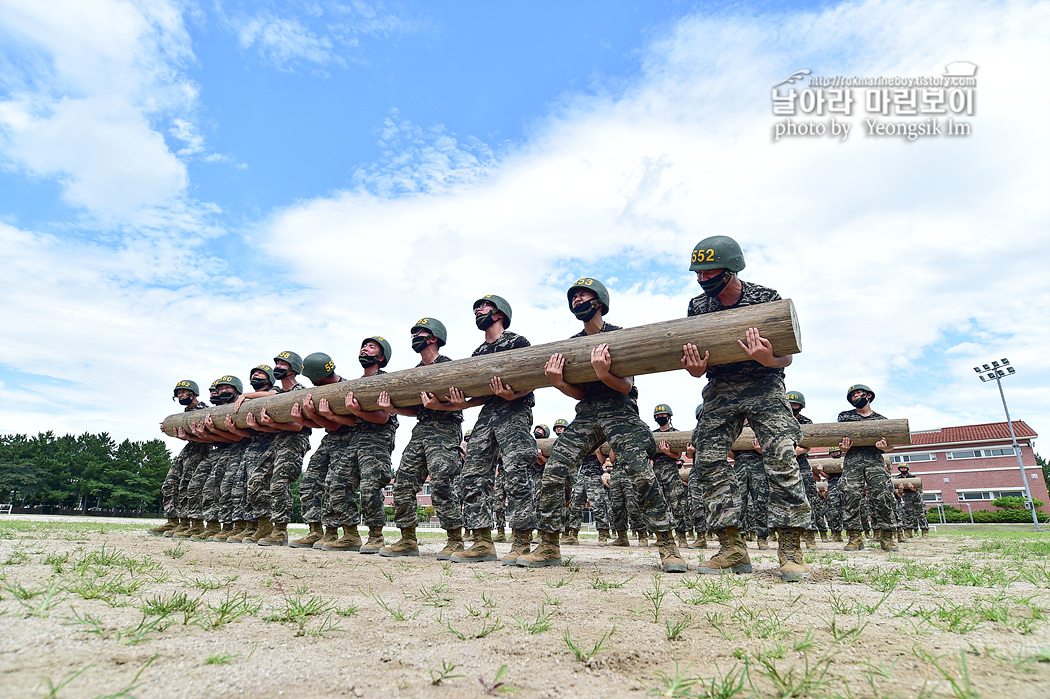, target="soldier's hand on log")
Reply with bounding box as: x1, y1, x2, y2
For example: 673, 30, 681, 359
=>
258, 409, 275, 426
320, 398, 336, 416
682, 344, 710, 378
245, 411, 258, 428
491, 377, 516, 400
446, 387, 469, 410
739, 327, 776, 366
840, 437, 852, 451
544, 353, 565, 383
420, 391, 439, 409
752, 438, 762, 453
176, 426, 187, 440
591, 344, 613, 376
232, 394, 246, 413
301, 394, 316, 415
204, 414, 215, 427
377, 391, 392, 409
601, 473, 611, 488
291, 402, 303, 419
223, 414, 235, 430
875, 437, 889, 451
